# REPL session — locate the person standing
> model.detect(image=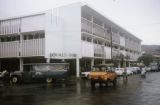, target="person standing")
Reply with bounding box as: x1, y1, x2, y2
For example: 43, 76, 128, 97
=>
123, 68, 128, 80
